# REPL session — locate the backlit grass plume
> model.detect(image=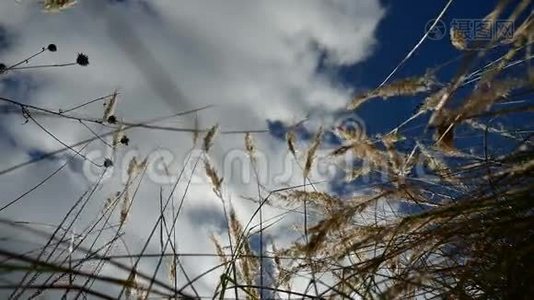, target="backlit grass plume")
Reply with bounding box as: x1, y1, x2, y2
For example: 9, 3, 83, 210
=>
203, 124, 219, 153
348, 71, 437, 110
303, 126, 323, 179
42, 0, 77, 12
